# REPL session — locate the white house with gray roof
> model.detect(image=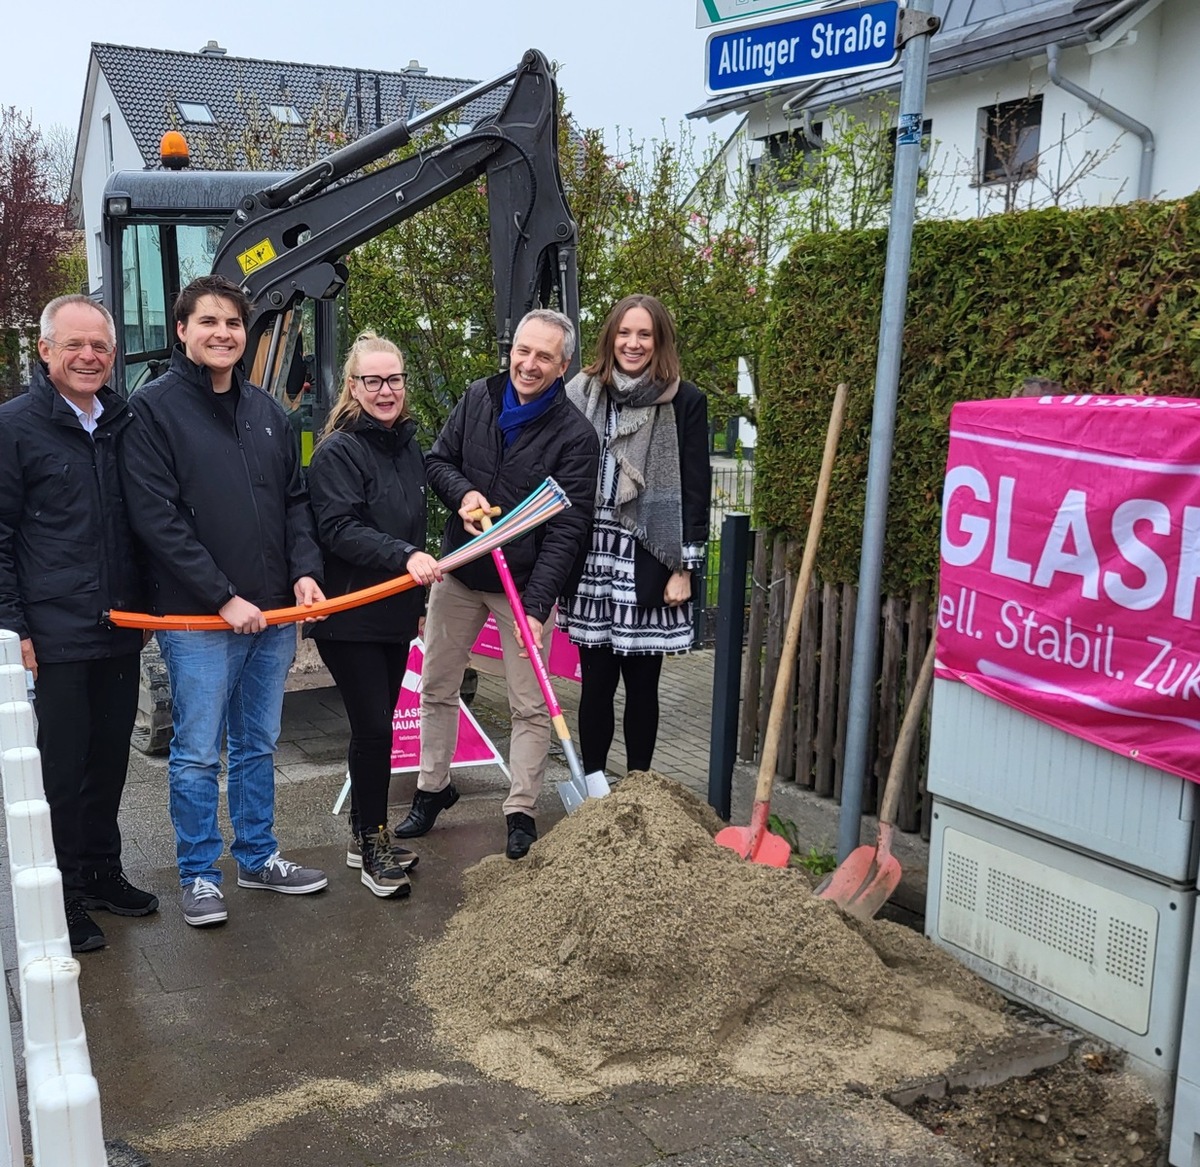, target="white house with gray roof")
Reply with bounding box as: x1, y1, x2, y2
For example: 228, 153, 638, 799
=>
692, 0, 1198, 453
691, 0, 1199, 218
70, 40, 503, 290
